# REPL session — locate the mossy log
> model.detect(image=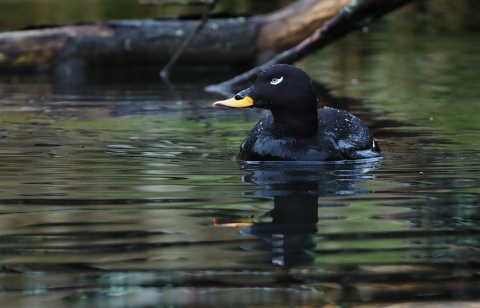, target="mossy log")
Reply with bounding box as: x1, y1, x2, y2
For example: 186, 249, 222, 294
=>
0, 19, 257, 74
